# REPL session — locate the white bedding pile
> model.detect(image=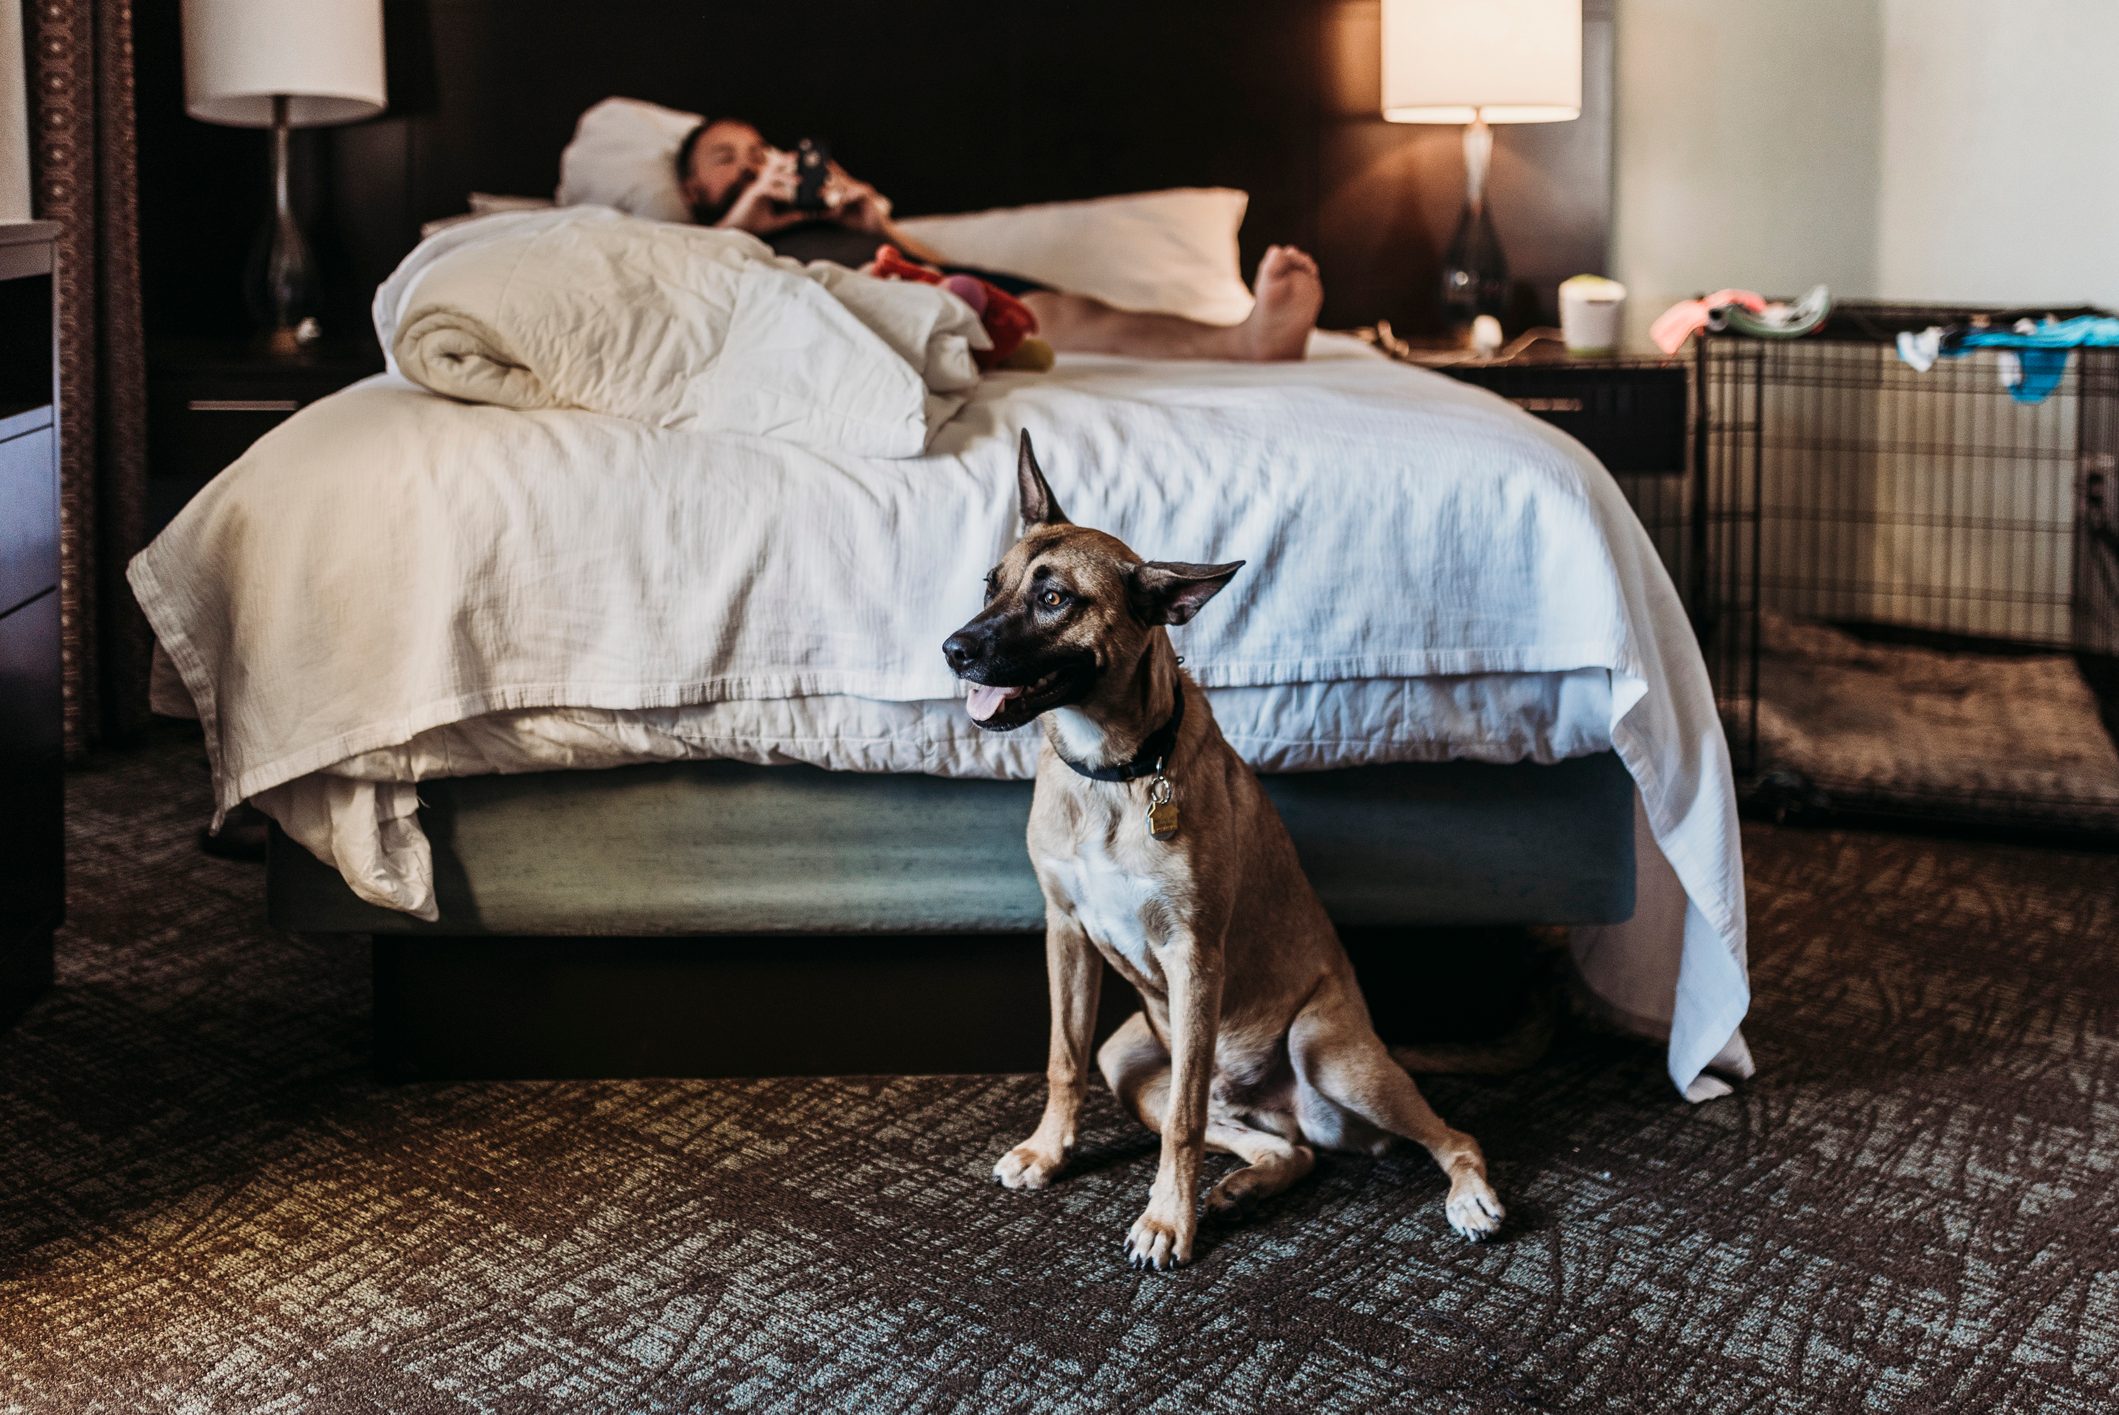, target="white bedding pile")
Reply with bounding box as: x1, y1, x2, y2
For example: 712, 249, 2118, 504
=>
130, 331, 1752, 1101
378, 207, 986, 457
